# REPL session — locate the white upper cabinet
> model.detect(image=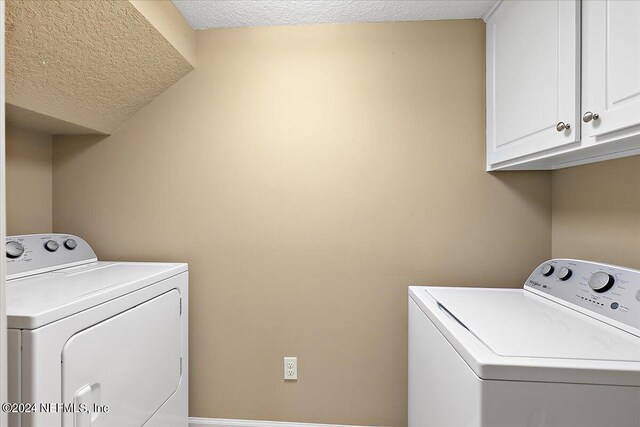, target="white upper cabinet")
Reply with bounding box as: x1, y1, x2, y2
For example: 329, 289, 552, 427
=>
584, 0, 640, 137
486, 0, 580, 168
486, 0, 640, 170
